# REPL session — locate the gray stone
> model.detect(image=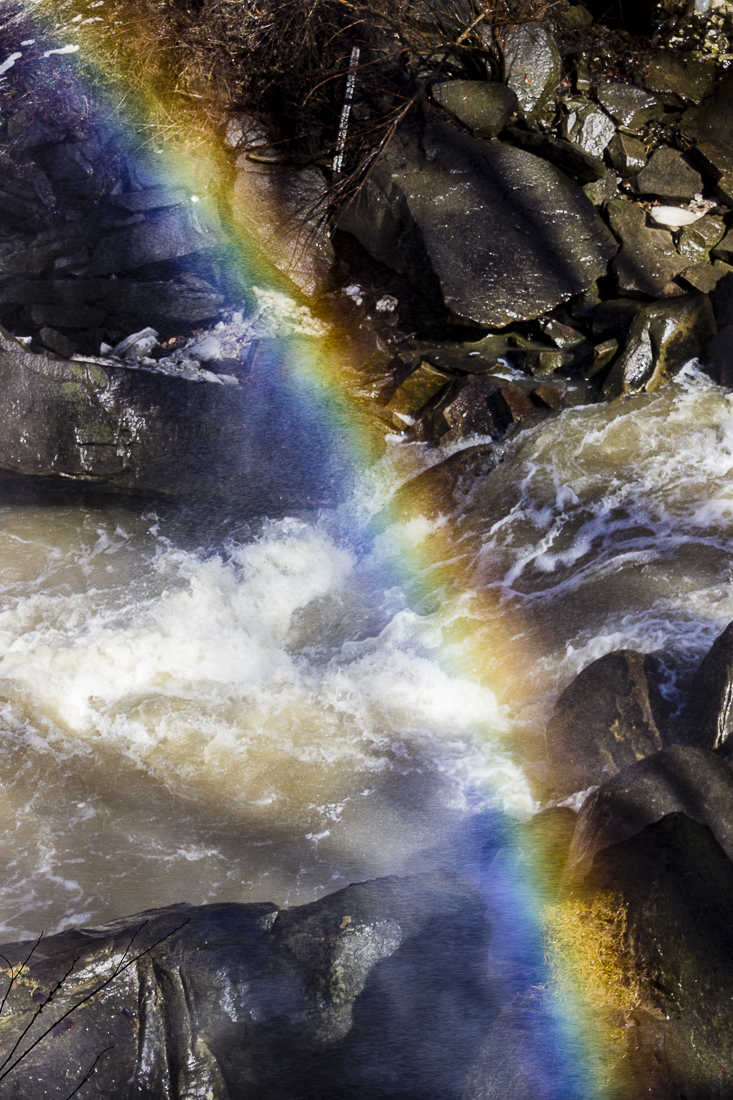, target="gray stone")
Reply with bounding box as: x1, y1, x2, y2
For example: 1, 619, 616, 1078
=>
0, 279, 224, 325
688, 139, 733, 181
91, 205, 218, 276
643, 51, 709, 106
713, 228, 733, 262
680, 259, 733, 295
340, 125, 615, 327
582, 172, 620, 205
431, 81, 518, 138
231, 157, 333, 297
606, 131, 648, 178
0, 325, 330, 509
505, 126, 606, 182
607, 198, 687, 297
0, 871, 491, 1100
596, 80, 663, 133
567, 746, 733, 881
561, 101, 615, 158
678, 214, 726, 263
602, 292, 716, 397
633, 147, 703, 201
501, 22, 561, 121
545, 650, 664, 797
